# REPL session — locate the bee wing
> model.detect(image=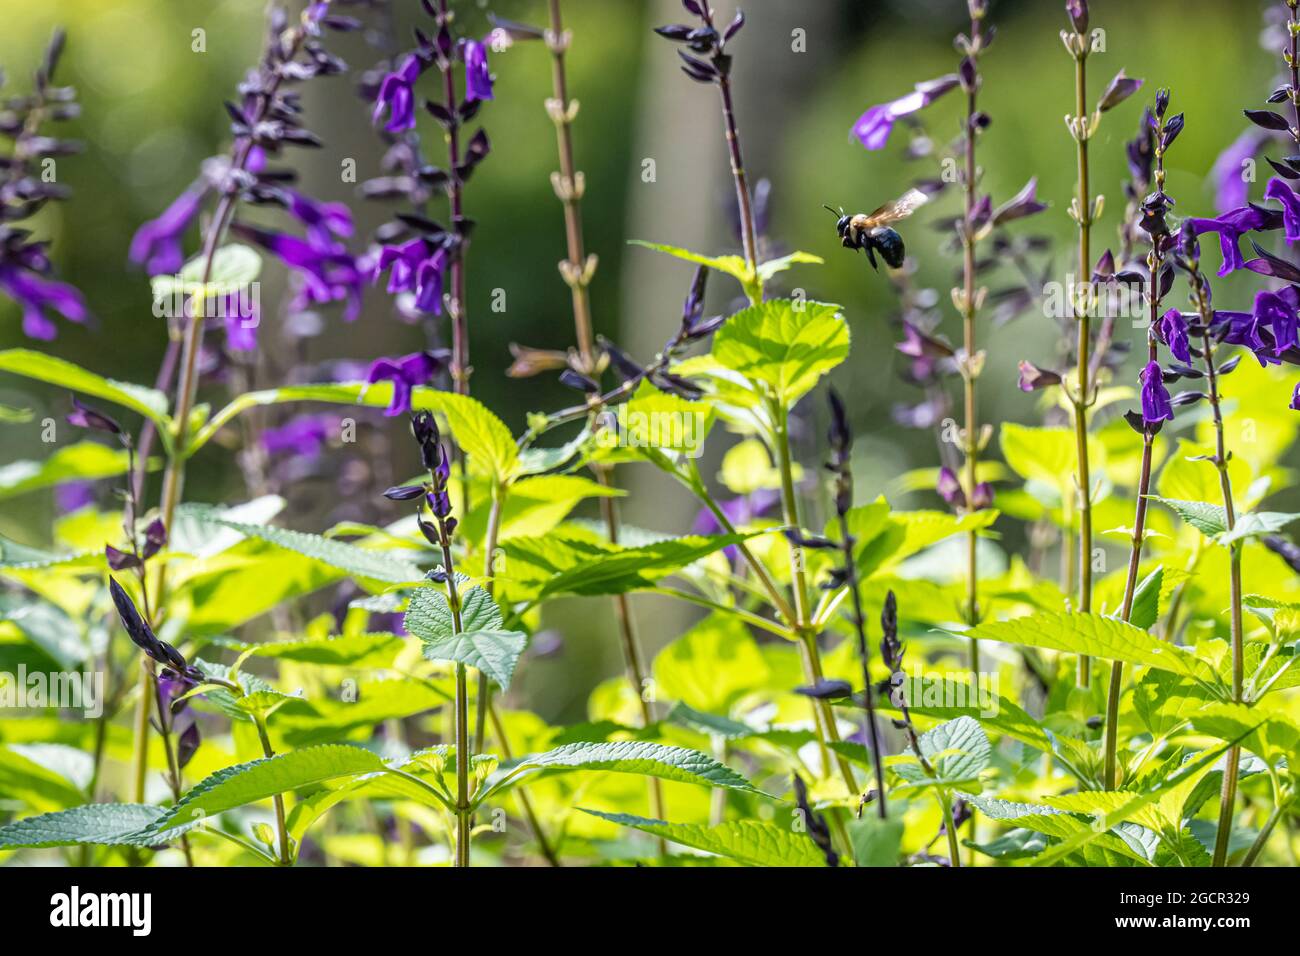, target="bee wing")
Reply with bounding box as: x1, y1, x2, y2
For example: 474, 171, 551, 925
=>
862, 188, 930, 227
